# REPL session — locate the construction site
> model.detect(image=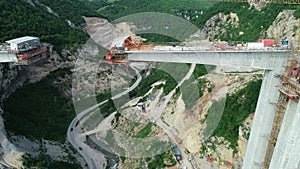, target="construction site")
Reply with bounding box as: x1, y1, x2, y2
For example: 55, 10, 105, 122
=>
1, 1, 300, 169
101, 17, 300, 169
0, 36, 50, 65
0, 31, 299, 169
263, 27, 300, 169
